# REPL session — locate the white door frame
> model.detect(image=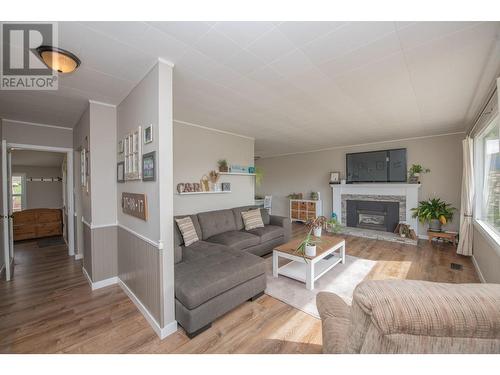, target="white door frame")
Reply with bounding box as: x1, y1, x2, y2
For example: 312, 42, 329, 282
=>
7, 143, 75, 257
2, 140, 11, 280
